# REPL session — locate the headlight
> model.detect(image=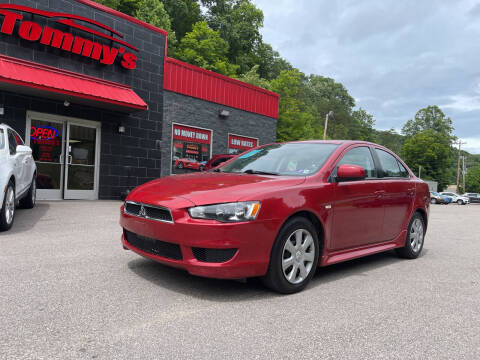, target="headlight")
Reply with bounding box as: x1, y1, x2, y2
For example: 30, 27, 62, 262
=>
188, 201, 261, 222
